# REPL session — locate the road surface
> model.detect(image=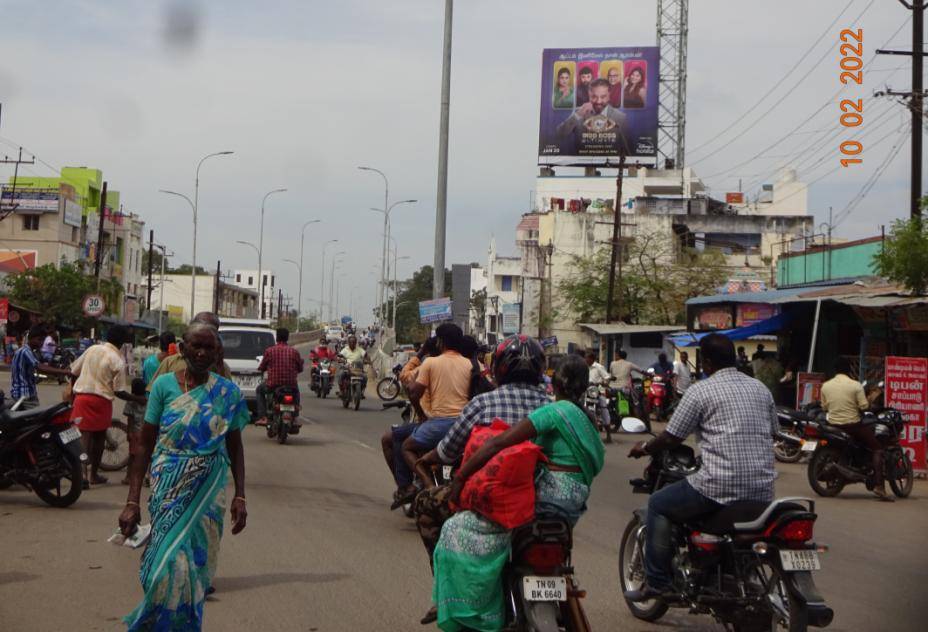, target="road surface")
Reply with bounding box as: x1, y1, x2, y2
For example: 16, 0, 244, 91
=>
1, 376, 926, 631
